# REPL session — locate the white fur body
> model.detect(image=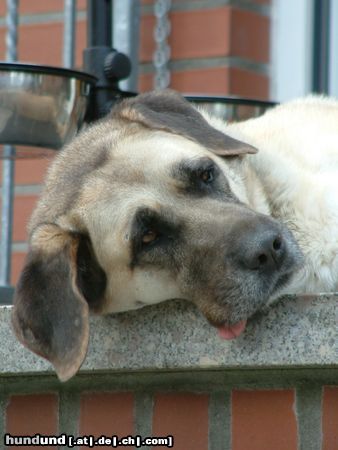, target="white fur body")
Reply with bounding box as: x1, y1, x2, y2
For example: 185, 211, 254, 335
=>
206, 96, 338, 294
